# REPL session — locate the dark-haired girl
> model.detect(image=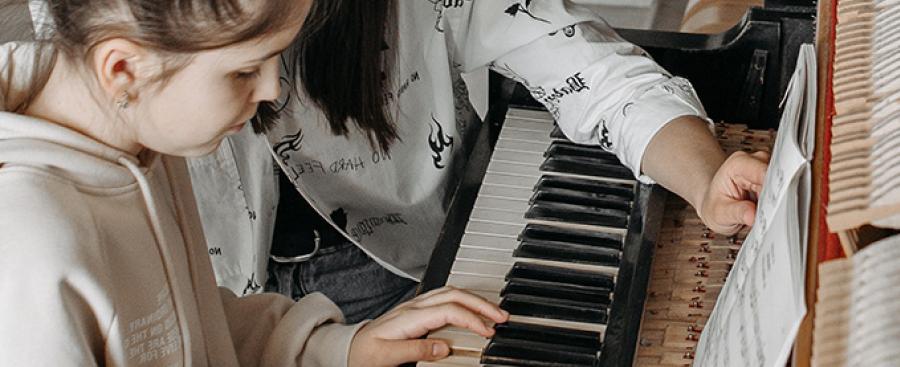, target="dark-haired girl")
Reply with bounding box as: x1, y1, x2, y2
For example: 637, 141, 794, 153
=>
190, 0, 769, 323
